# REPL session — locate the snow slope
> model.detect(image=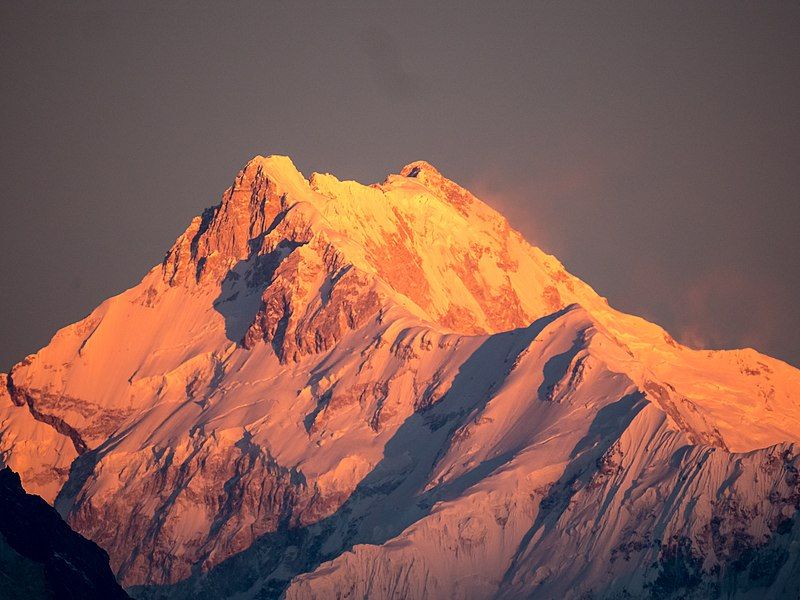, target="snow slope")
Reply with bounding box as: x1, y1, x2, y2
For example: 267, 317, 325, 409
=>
1, 156, 799, 598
